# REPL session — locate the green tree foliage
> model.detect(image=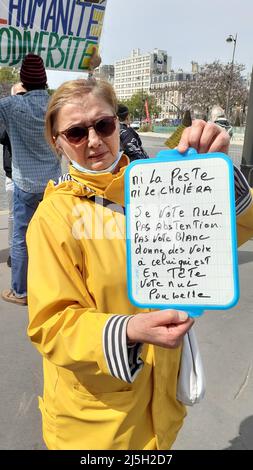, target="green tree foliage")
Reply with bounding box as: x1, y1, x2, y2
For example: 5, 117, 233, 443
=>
0, 66, 19, 82
178, 61, 248, 120
47, 88, 55, 96
0, 66, 19, 97
122, 91, 161, 120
